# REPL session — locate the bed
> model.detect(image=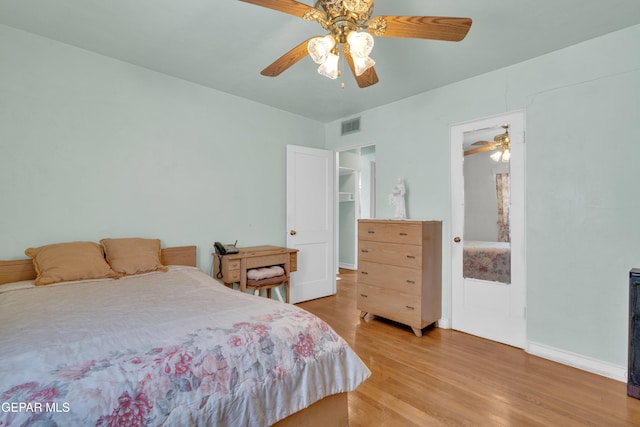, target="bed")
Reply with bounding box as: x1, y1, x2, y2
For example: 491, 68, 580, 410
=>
463, 240, 511, 284
0, 241, 370, 427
